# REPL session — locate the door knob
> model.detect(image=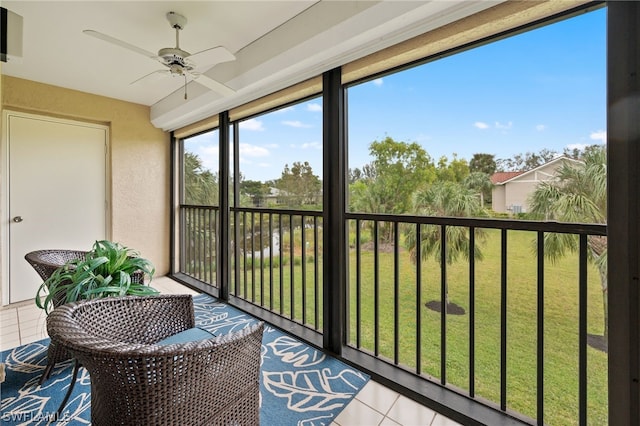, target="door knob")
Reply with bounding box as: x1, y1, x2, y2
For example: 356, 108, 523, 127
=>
12, 216, 23, 223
